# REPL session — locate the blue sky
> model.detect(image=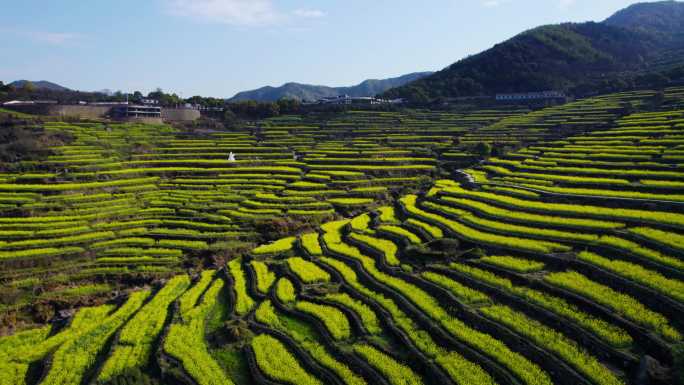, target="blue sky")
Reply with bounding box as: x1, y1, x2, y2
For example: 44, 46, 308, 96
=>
0, 0, 642, 98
